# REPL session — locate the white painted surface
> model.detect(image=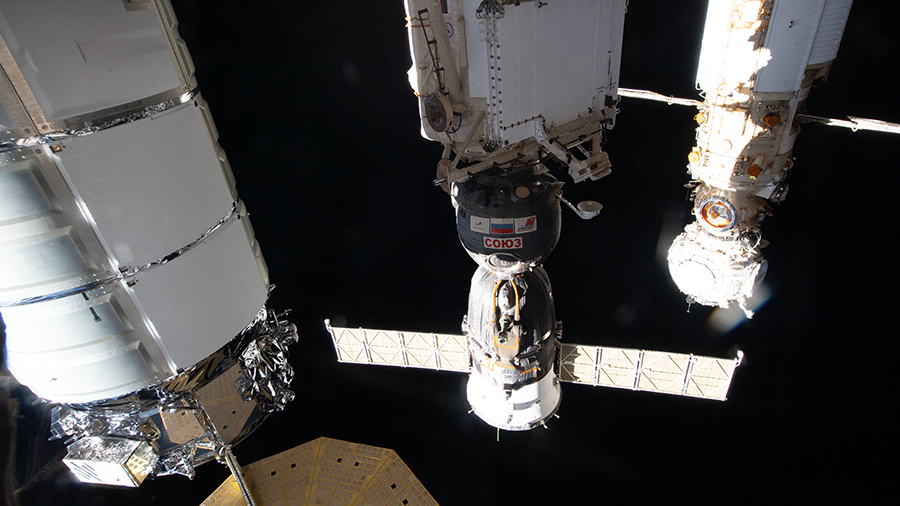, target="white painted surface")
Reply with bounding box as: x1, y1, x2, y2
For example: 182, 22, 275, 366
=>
59, 103, 235, 267
463, 0, 624, 145
0, 0, 181, 120
2, 104, 268, 400
808, 0, 853, 65
756, 0, 826, 92
466, 369, 561, 431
